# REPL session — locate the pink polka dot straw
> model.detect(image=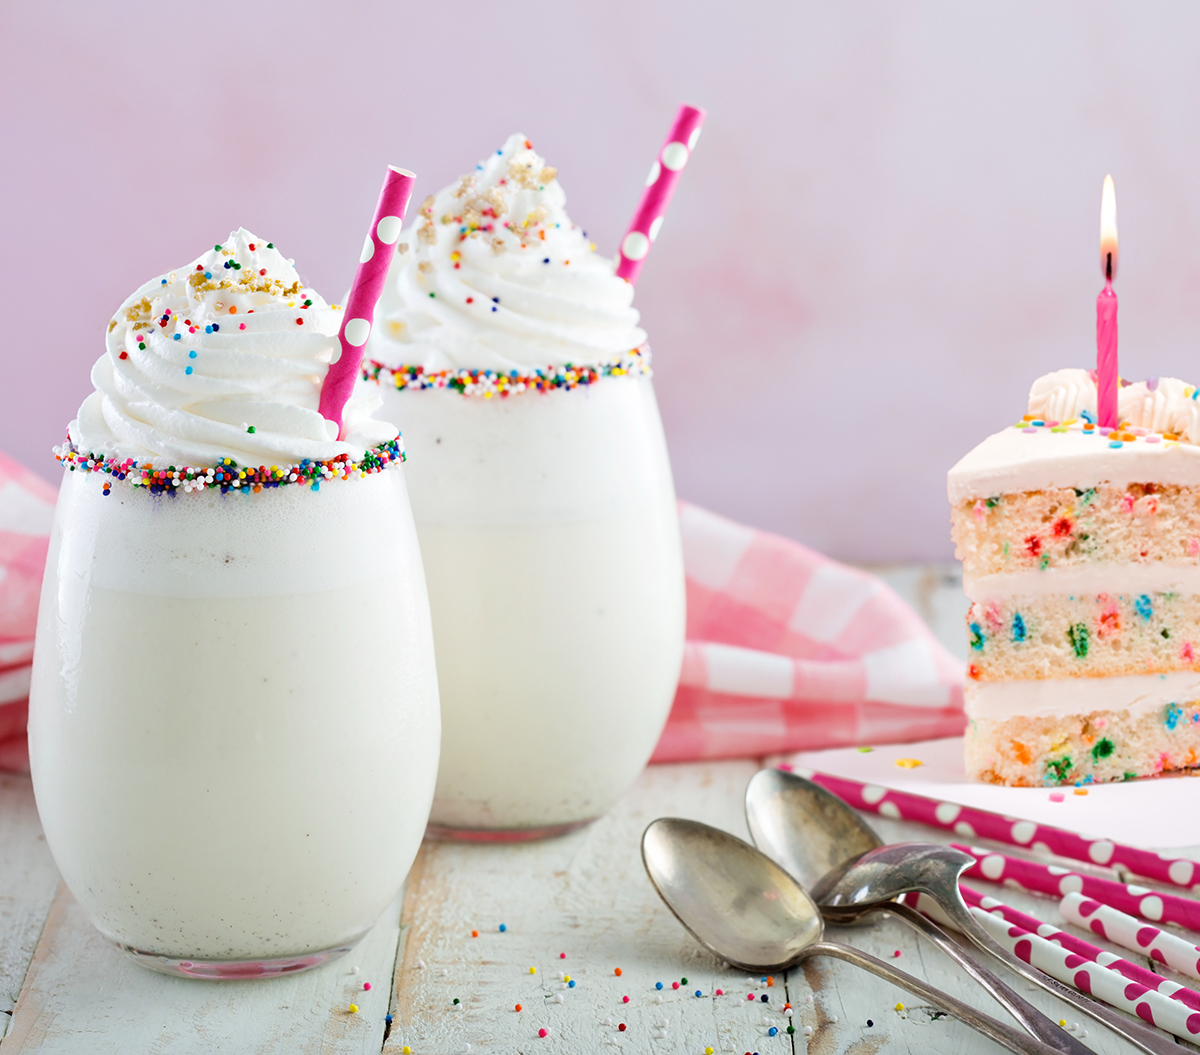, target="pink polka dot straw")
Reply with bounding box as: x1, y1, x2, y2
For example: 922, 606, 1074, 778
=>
971, 901, 1200, 1042
952, 843, 1200, 936
318, 166, 416, 437
957, 887, 1200, 1012
615, 104, 706, 285
1061, 891, 1200, 983
794, 769, 1200, 892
